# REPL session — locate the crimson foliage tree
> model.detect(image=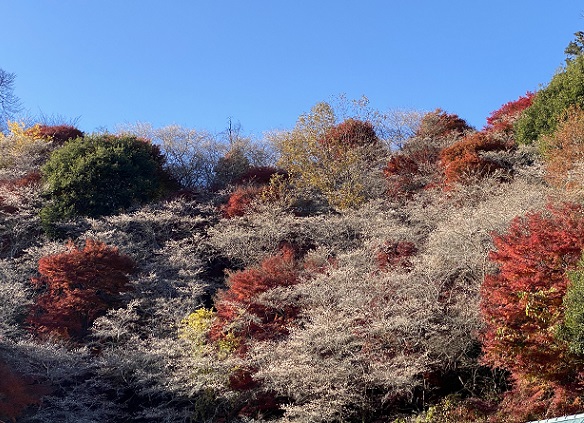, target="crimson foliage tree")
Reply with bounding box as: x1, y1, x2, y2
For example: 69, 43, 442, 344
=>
376, 240, 417, 272
233, 166, 286, 186
484, 92, 534, 134
384, 140, 444, 199
27, 239, 135, 341
480, 203, 584, 420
